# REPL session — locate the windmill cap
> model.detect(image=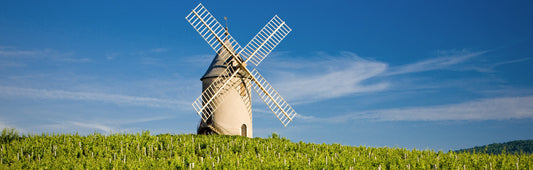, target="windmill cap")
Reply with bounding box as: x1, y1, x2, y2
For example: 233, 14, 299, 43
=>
201, 40, 245, 80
